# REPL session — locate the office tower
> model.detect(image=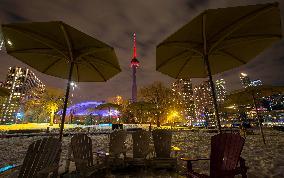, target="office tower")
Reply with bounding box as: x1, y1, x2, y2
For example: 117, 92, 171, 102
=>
193, 81, 214, 125
1, 67, 45, 123
240, 73, 251, 88
215, 79, 227, 103
171, 79, 195, 124
250, 79, 262, 87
